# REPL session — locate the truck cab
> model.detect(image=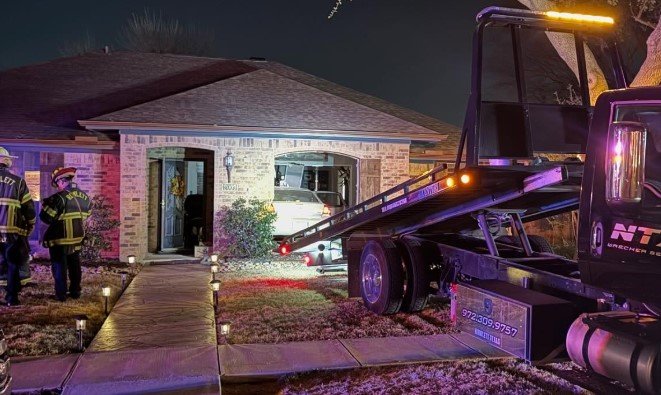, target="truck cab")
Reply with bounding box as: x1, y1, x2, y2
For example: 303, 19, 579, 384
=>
578, 87, 661, 310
